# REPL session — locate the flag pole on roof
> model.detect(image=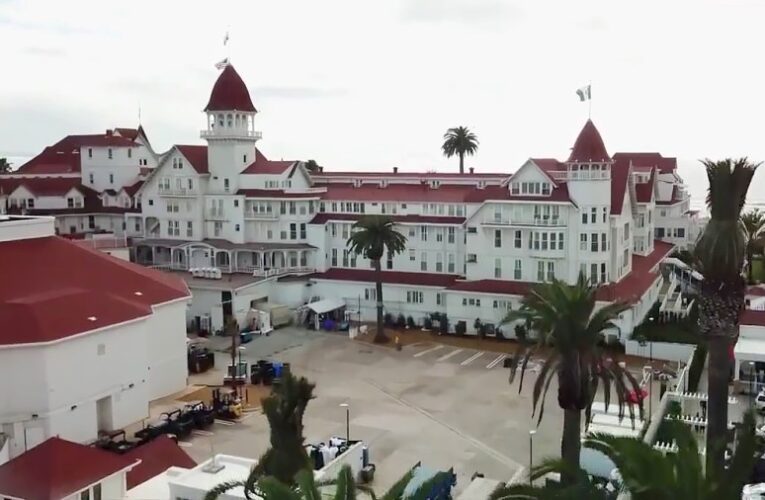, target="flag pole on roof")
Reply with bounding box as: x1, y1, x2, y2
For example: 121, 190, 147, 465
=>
576, 83, 592, 118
